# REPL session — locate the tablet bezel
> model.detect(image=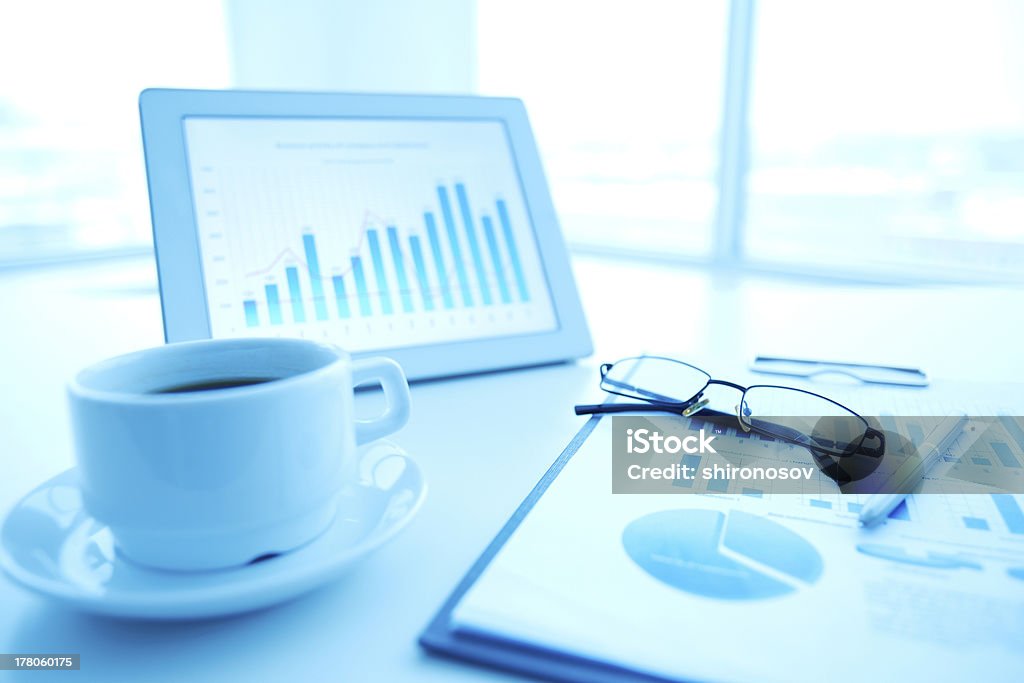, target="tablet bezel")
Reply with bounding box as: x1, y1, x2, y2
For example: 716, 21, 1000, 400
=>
139, 88, 591, 380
